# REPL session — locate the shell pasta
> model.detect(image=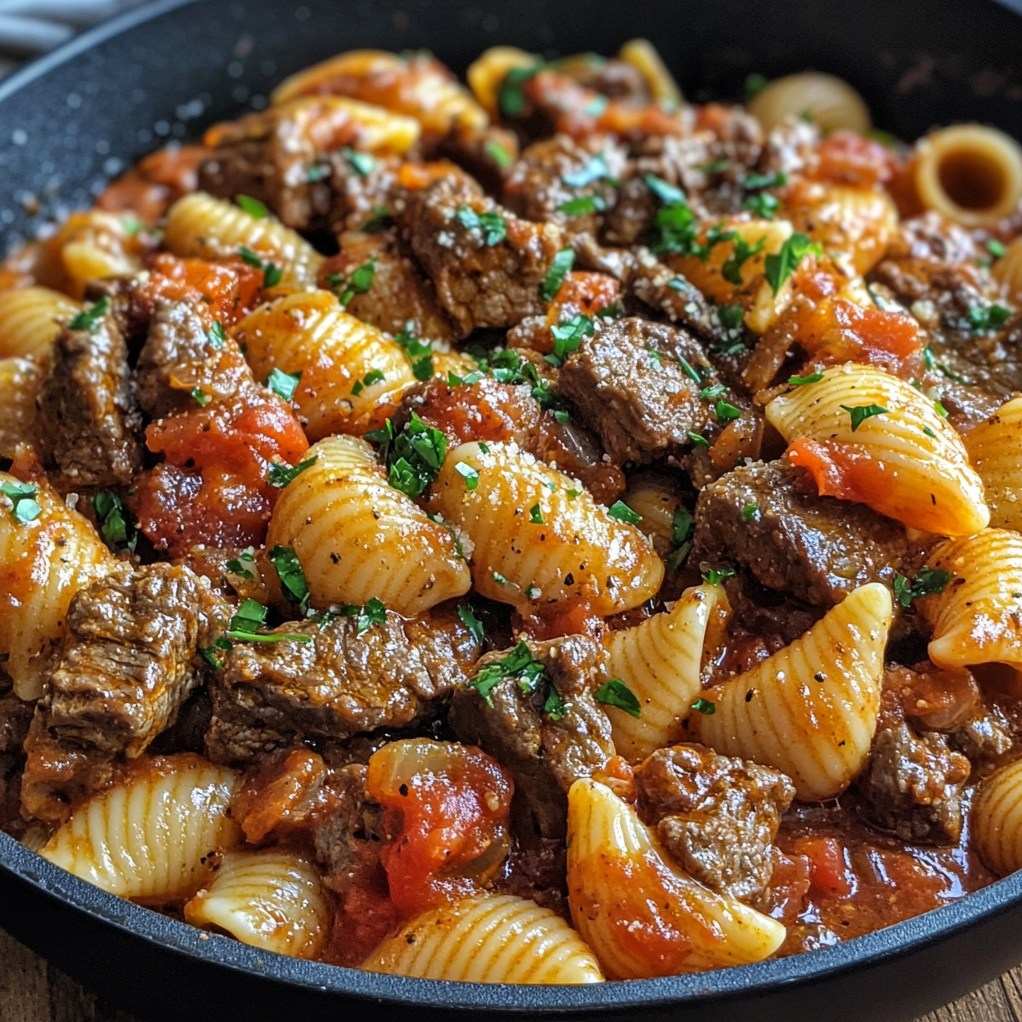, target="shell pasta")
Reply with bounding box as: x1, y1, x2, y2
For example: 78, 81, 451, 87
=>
973, 760, 1022, 877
